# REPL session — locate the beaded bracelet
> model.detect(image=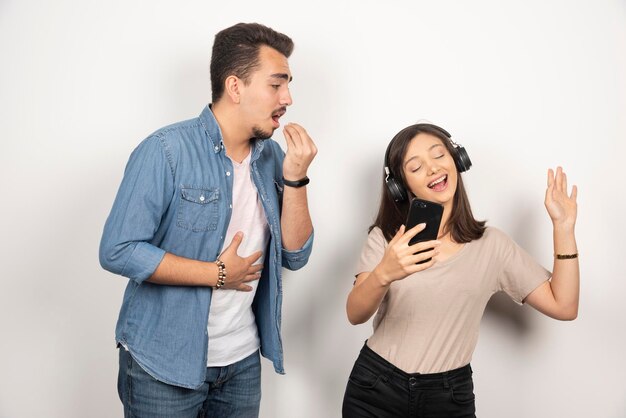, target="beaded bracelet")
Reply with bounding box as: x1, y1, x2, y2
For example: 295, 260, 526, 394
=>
215, 259, 226, 289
